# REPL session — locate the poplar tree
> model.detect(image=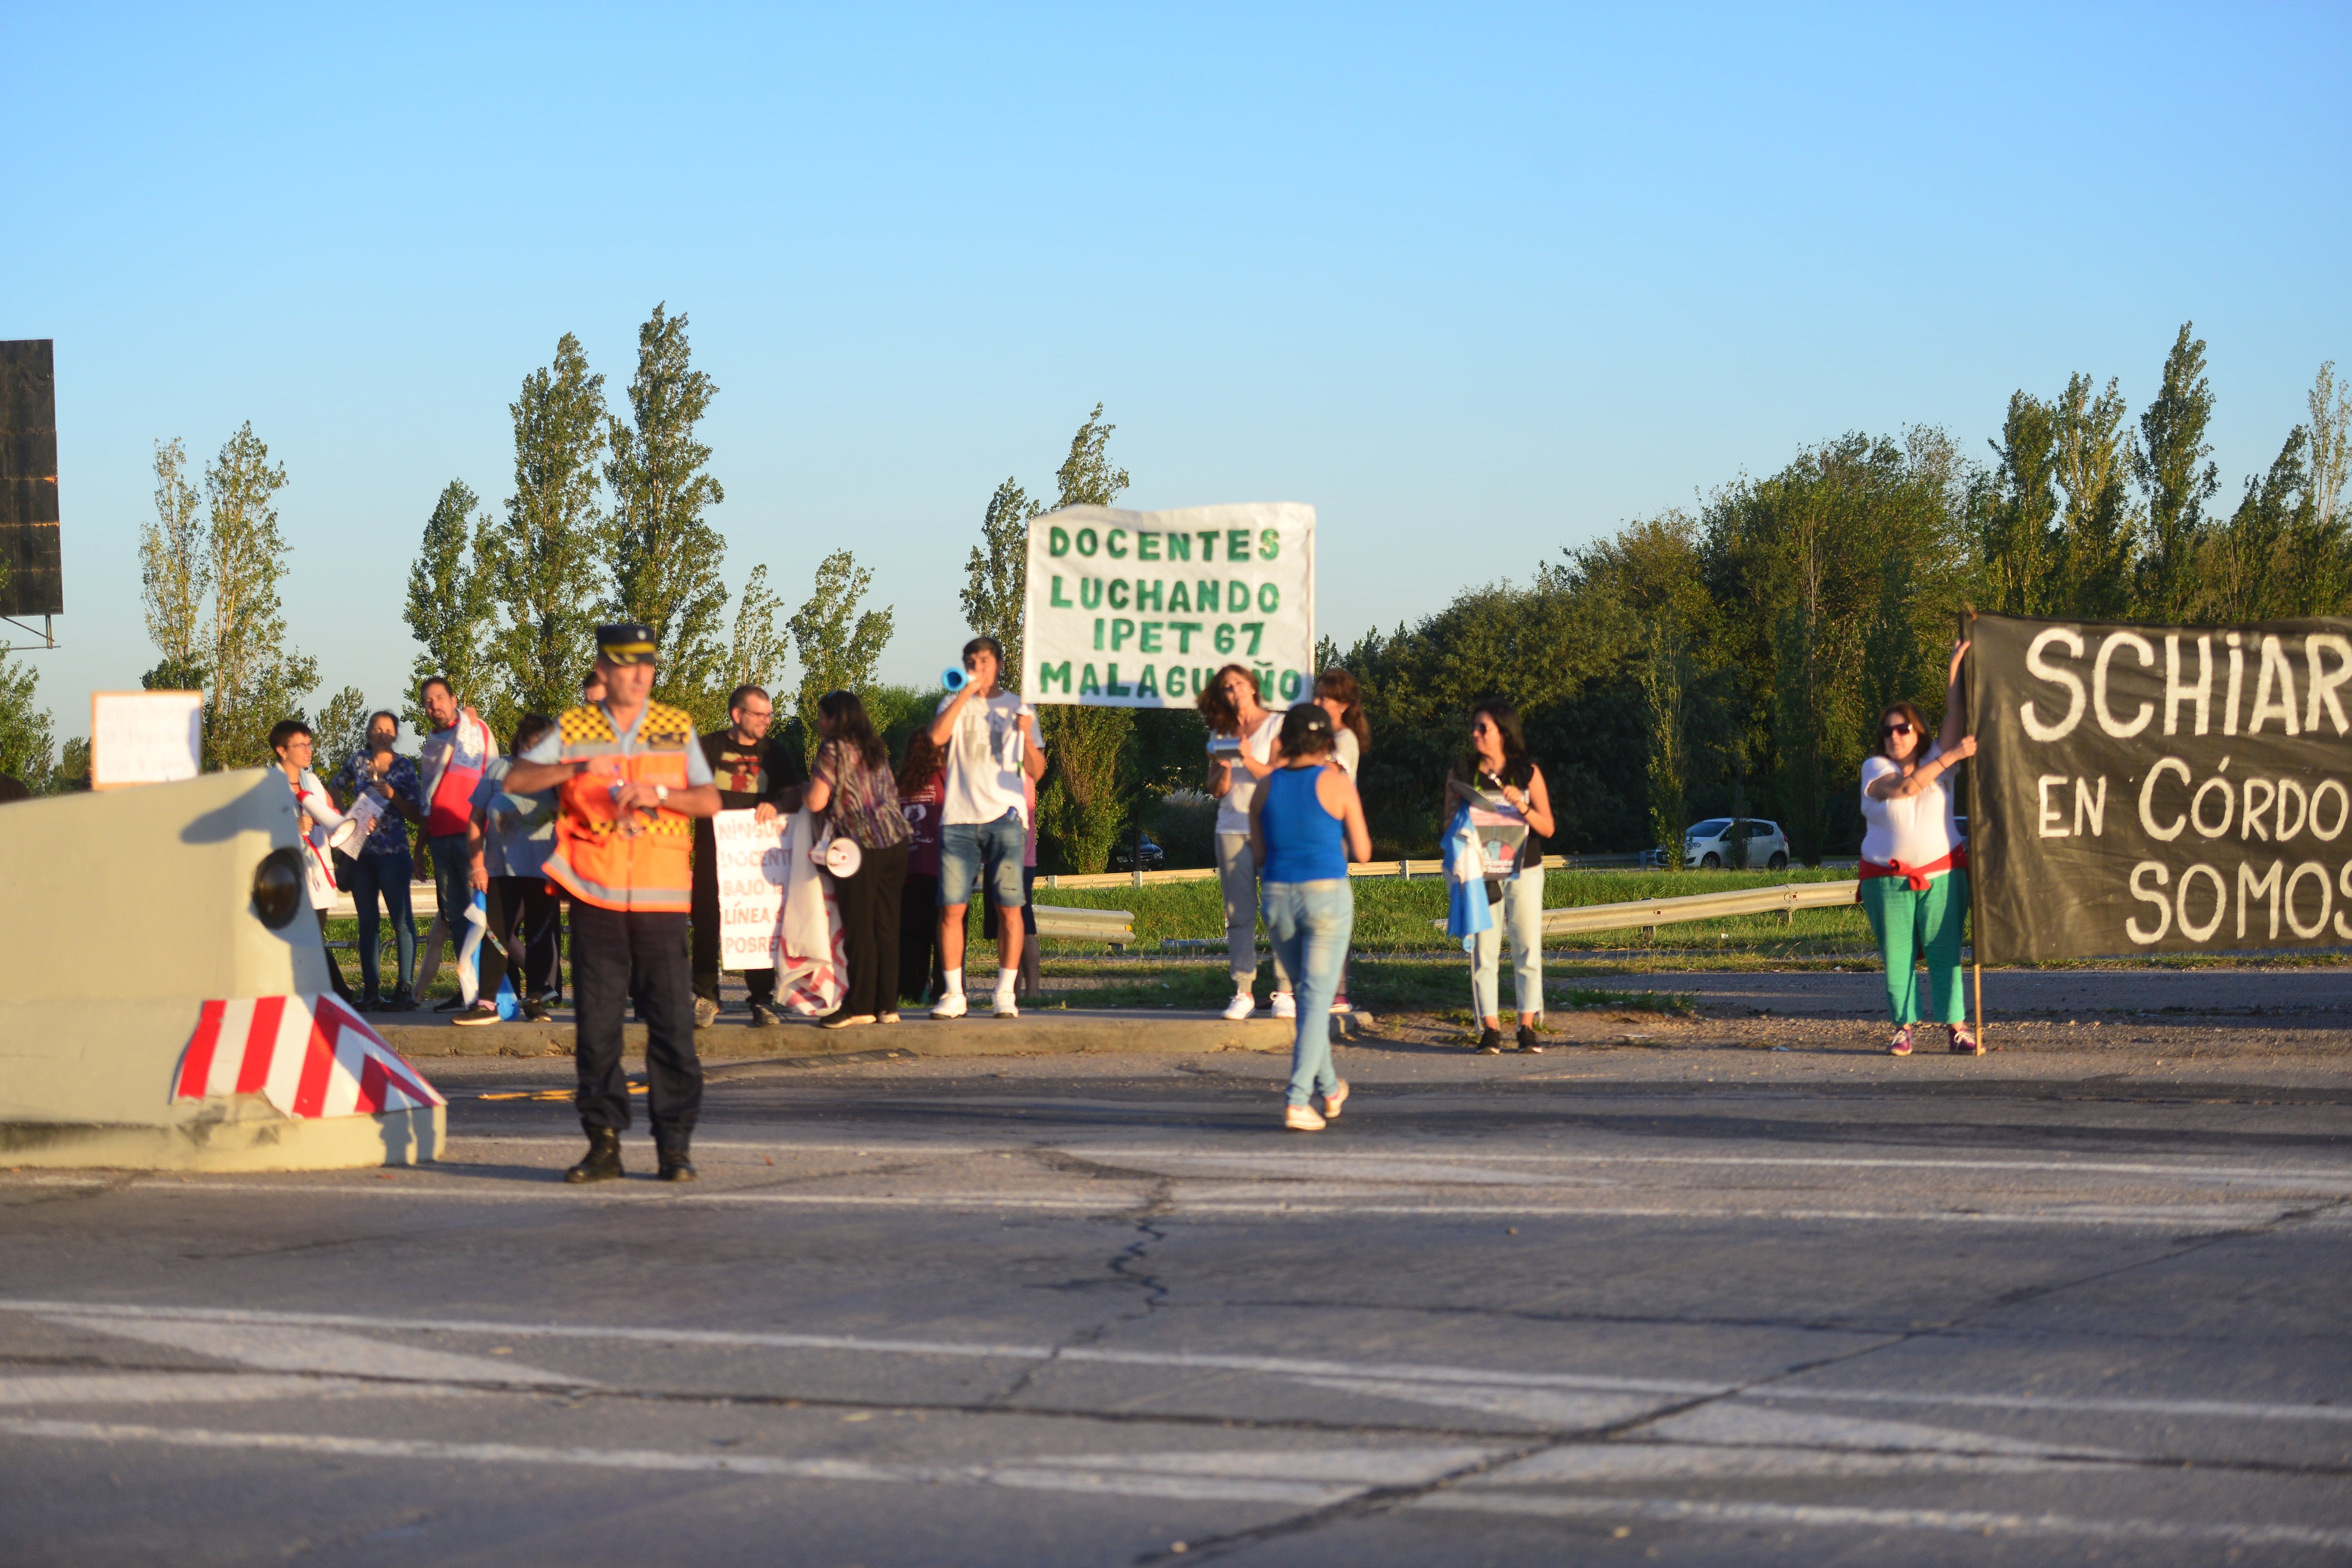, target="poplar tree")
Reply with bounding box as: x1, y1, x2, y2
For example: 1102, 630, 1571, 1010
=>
2051, 374, 2140, 618
606, 303, 729, 727
2134, 324, 2221, 621
138, 438, 210, 691
0, 653, 54, 787
478, 334, 608, 724
202, 423, 317, 768
404, 479, 498, 730
1980, 391, 2059, 615
787, 550, 894, 766
961, 478, 1038, 688
1032, 405, 1136, 873
726, 563, 790, 694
